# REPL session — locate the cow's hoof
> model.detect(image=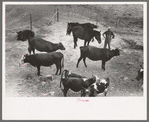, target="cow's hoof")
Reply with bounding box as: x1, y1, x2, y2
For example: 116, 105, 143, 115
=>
102, 68, 105, 71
